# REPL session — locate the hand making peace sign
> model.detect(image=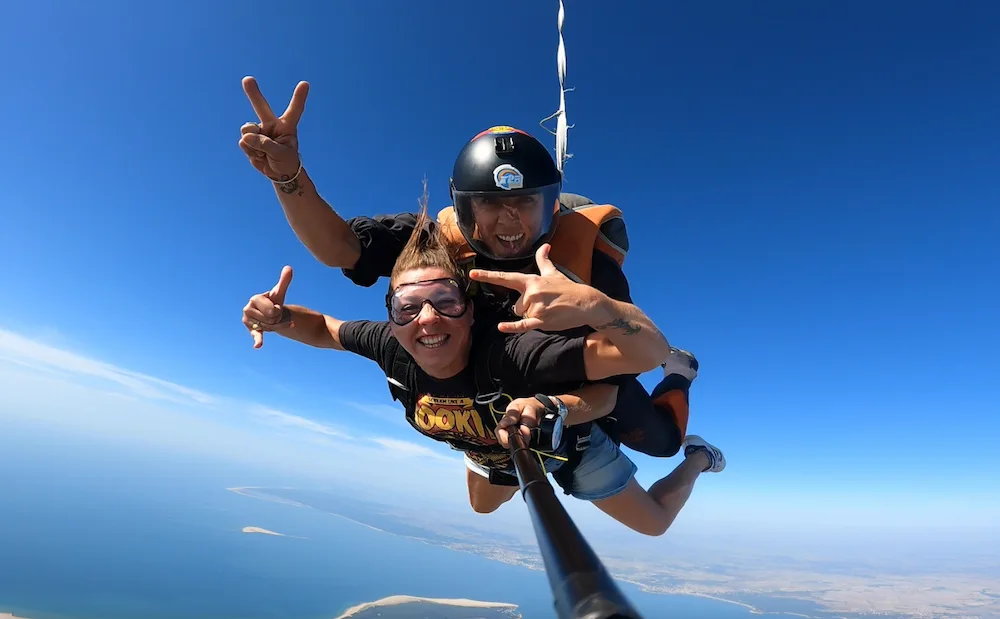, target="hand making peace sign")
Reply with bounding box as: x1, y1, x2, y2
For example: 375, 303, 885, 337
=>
239, 76, 309, 180
468, 244, 604, 334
